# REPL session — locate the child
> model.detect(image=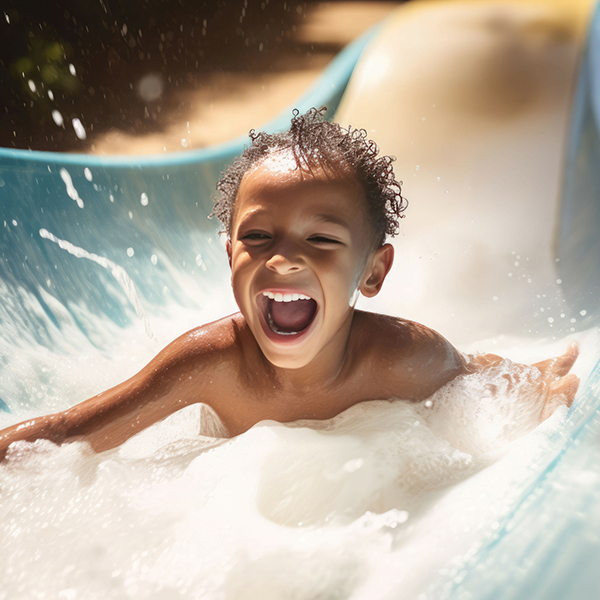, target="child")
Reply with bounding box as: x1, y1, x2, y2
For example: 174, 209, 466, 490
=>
0, 108, 579, 461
